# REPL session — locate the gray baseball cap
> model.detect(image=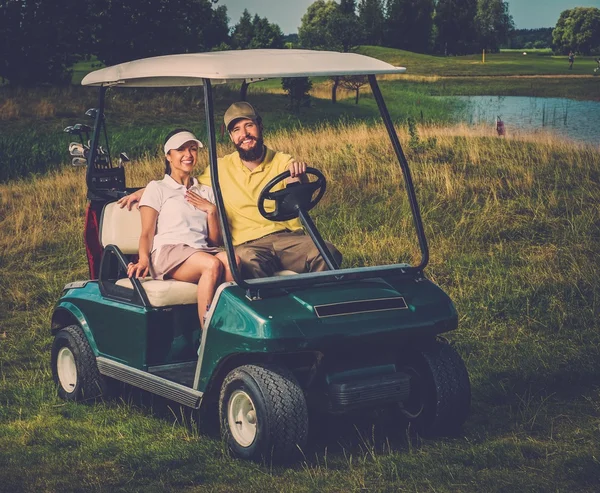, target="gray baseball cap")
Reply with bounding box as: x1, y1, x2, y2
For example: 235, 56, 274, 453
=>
224, 101, 260, 130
